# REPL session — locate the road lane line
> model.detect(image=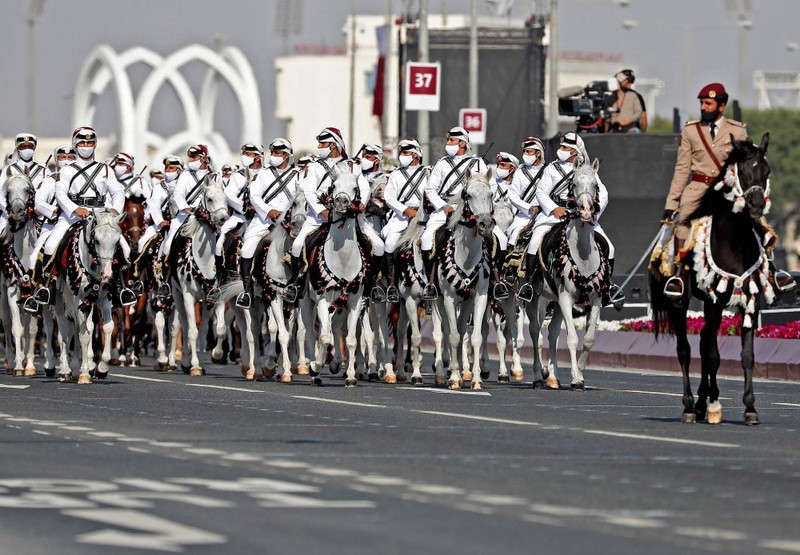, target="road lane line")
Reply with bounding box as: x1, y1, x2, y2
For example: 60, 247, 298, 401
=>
32, 430, 51, 436
618, 389, 731, 400
0, 384, 29, 390
292, 396, 386, 408
397, 387, 491, 397
760, 540, 800, 553
773, 402, 800, 408
185, 384, 263, 393
88, 432, 126, 438
414, 410, 539, 427
584, 430, 739, 448
113, 374, 173, 383
183, 448, 228, 456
